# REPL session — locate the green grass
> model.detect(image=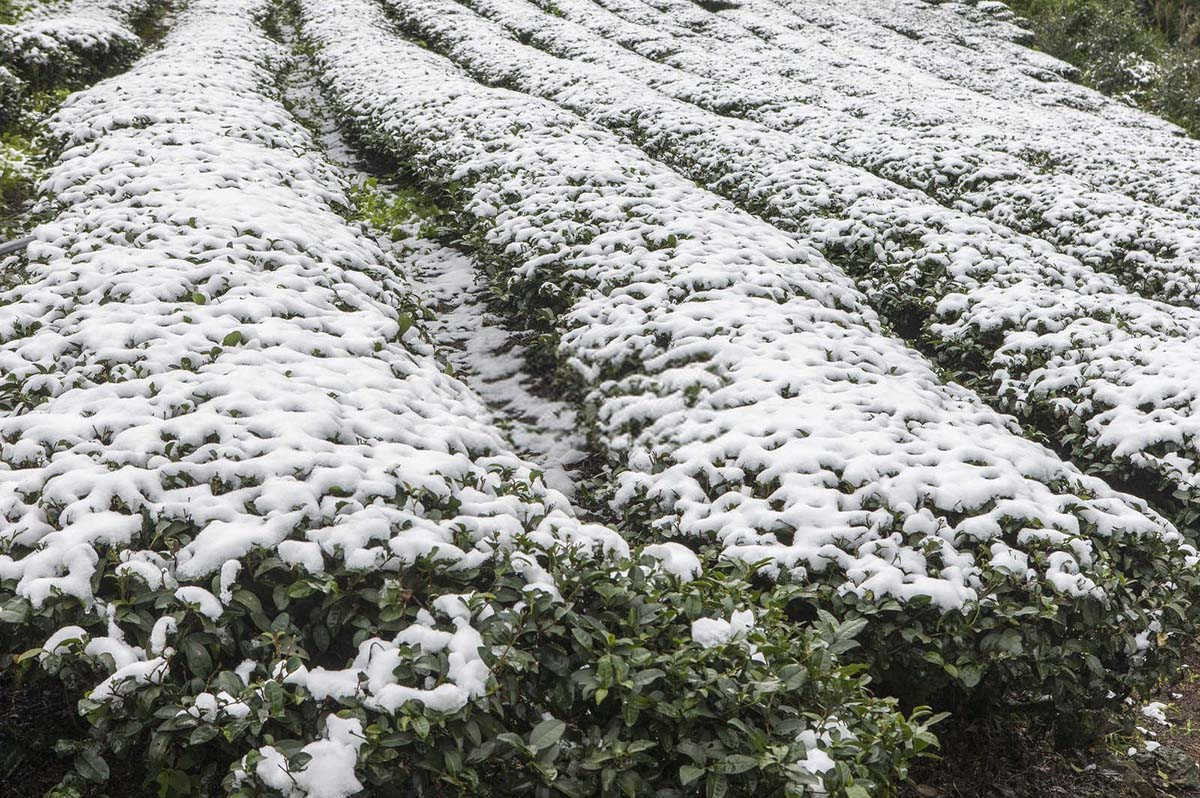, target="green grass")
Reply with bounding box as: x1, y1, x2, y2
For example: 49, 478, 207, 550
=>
346, 175, 453, 241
